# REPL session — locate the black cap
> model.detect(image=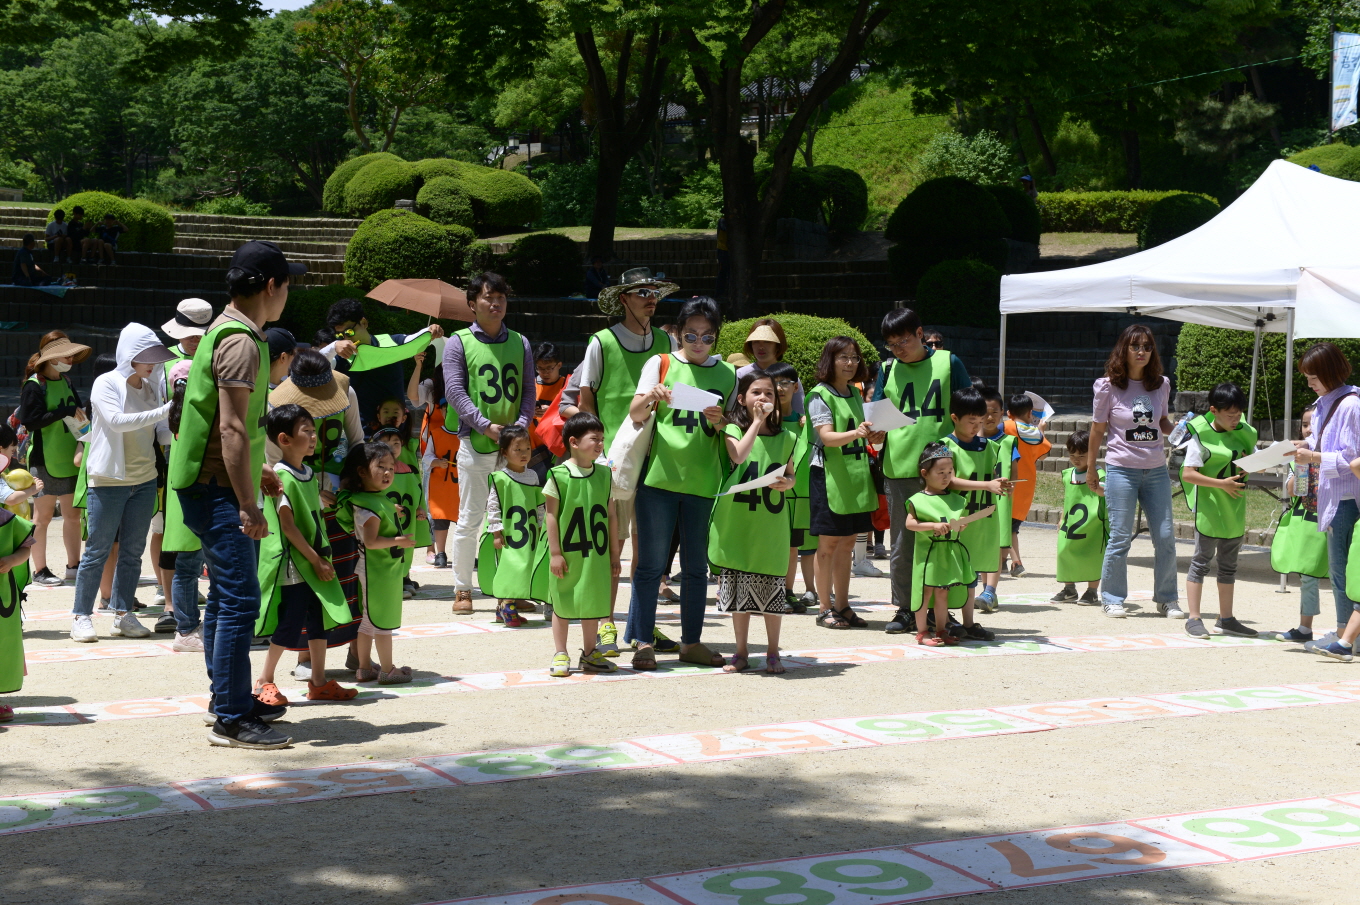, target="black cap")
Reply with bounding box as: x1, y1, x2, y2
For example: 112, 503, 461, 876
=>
231, 240, 306, 280
266, 327, 297, 361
